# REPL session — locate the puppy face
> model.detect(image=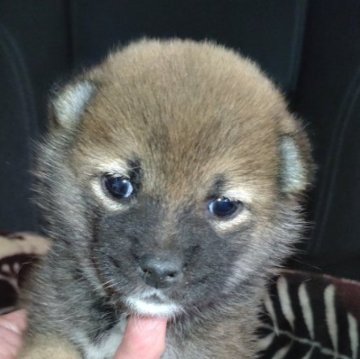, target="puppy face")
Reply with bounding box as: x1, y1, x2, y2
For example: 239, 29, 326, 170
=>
38, 40, 312, 318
